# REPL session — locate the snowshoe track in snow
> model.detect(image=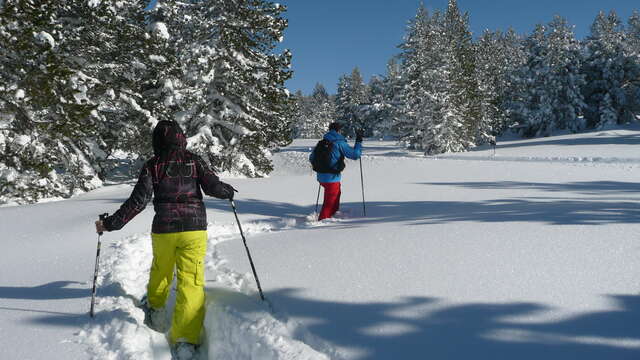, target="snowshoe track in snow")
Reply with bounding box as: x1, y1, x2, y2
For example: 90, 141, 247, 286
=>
79, 221, 337, 360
